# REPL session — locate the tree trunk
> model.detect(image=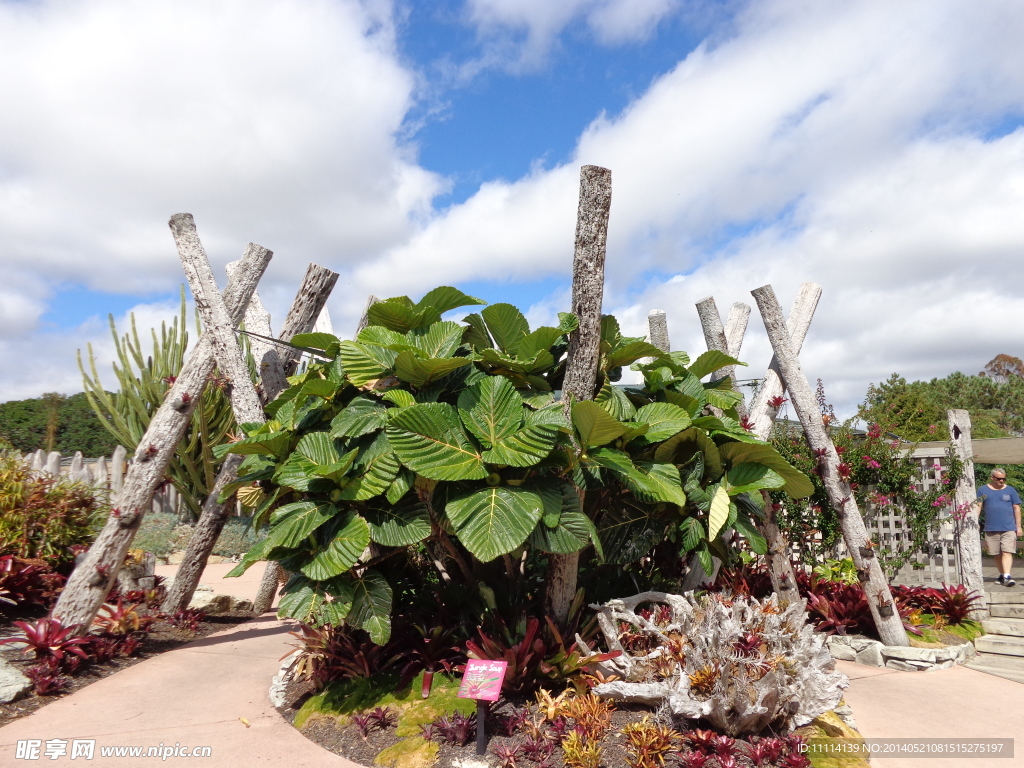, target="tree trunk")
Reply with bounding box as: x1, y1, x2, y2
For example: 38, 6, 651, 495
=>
162, 259, 339, 615
52, 237, 272, 631
647, 310, 670, 353
546, 165, 612, 625
752, 284, 909, 646
948, 408, 984, 616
